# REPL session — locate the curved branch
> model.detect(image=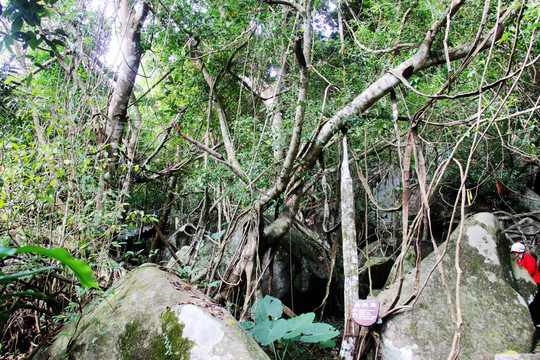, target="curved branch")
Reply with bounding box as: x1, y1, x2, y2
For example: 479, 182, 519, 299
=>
260, 1, 521, 246
260, 0, 305, 14
301, 16, 507, 172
